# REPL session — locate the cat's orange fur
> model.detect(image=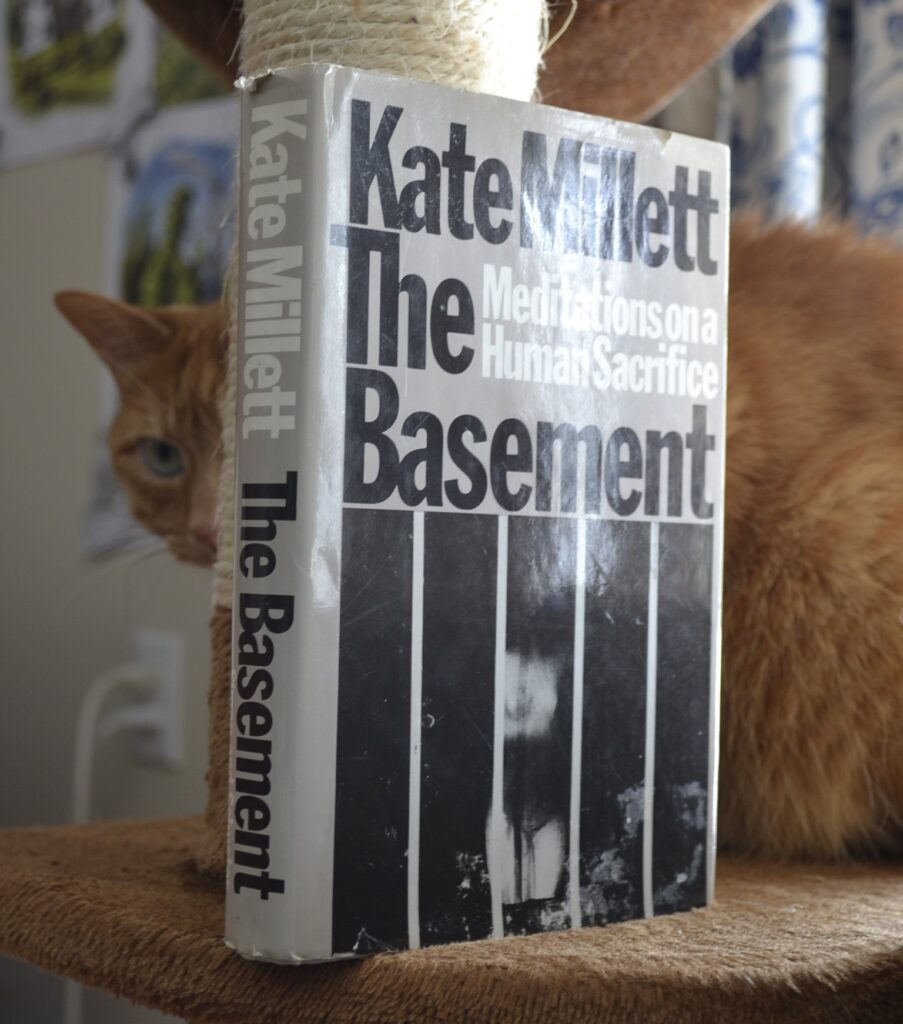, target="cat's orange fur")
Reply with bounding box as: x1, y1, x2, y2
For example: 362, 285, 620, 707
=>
56, 217, 903, 860
54, 292, 227, 567
721, 217, 903, 859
